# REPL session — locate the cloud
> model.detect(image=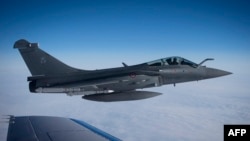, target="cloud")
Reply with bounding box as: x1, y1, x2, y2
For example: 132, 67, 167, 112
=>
0, 50, 250, 141
1, 68, 249, 141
